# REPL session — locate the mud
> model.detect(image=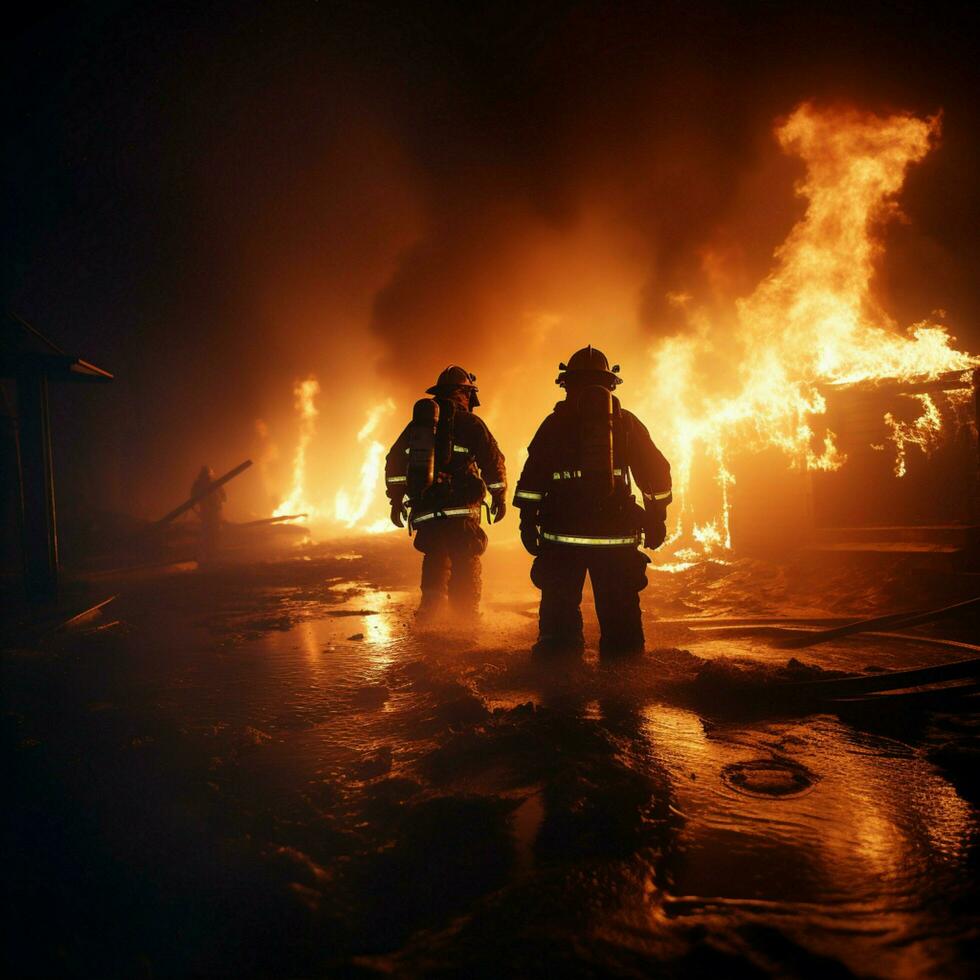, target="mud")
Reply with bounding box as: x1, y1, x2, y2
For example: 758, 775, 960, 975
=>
3, 538, 978, 977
